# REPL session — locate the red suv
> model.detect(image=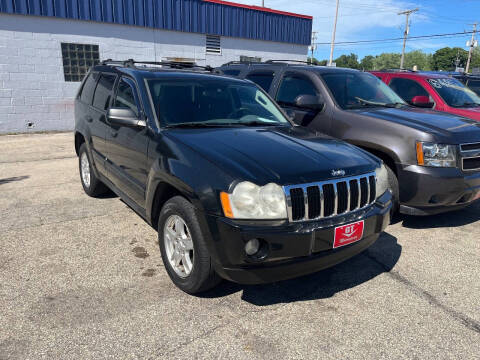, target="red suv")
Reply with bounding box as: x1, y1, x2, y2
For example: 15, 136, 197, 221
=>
371, 70, 480, 121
